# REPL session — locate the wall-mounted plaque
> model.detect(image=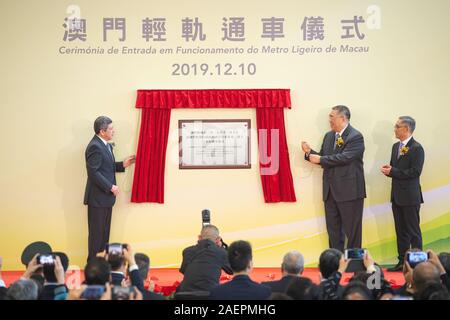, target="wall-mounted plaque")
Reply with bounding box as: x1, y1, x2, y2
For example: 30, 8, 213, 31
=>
179, 119, 251, 169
